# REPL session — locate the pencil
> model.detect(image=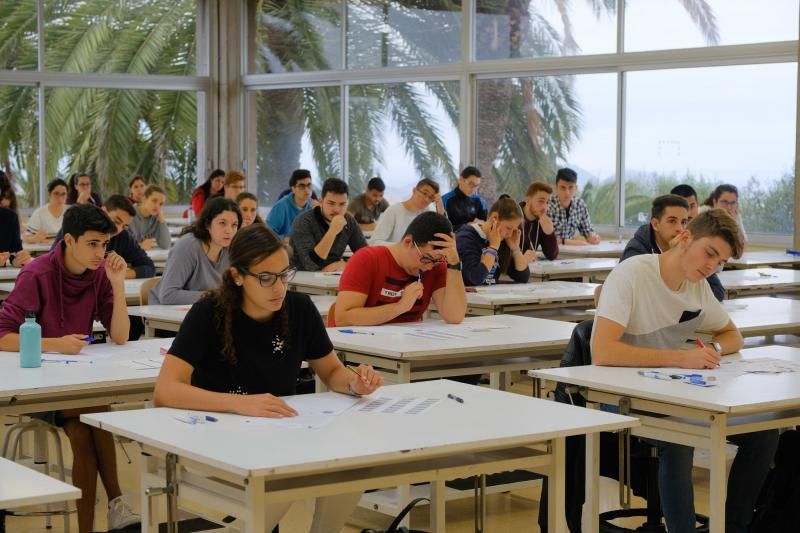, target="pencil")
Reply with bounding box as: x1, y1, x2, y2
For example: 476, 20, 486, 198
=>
346, 365, 364, 380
